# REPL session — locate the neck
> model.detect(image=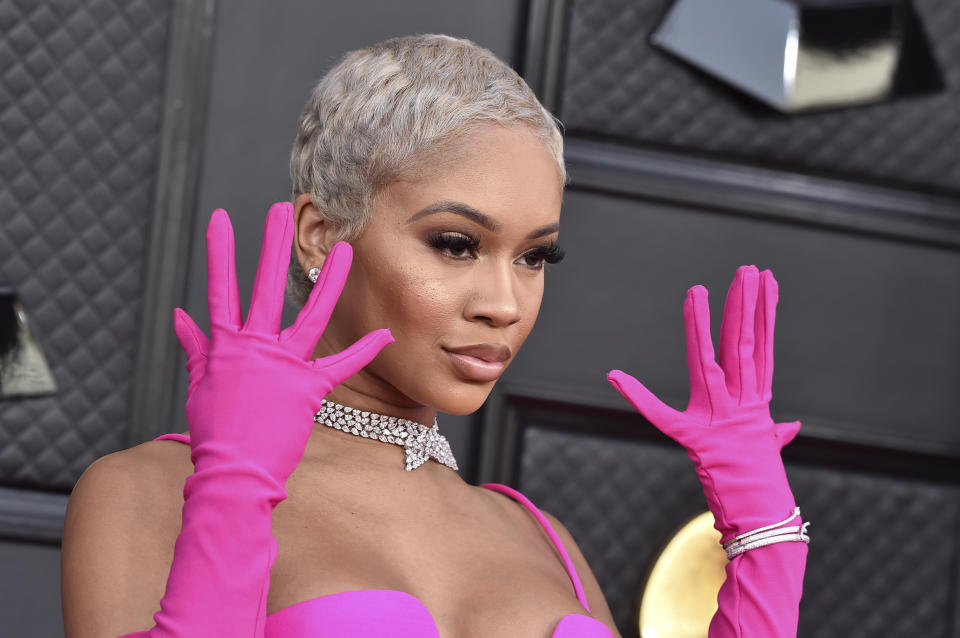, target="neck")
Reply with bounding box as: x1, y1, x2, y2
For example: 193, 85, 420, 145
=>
323, 382, 438, 428
306, 337, 454, 477
312, 333, 438, 426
